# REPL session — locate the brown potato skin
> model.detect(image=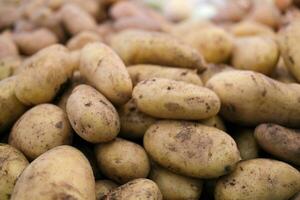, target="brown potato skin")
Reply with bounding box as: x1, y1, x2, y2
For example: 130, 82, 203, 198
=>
95, 180, 118, 200
254, 123, 300, 165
